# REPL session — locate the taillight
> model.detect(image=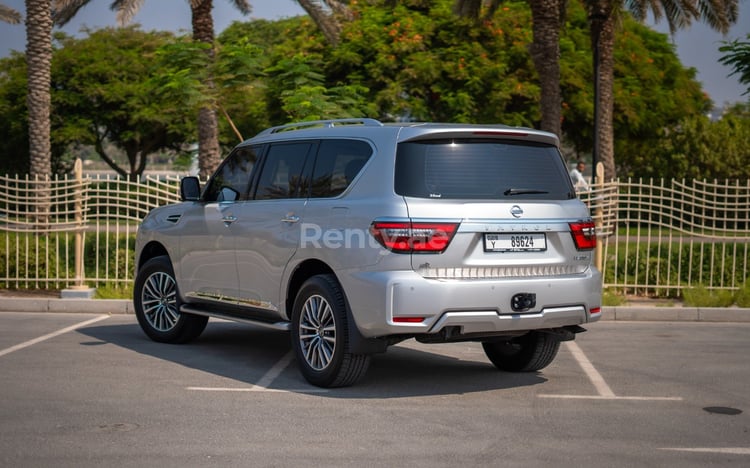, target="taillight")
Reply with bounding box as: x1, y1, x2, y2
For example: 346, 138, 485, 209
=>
569, 221, 597, 250
370, 221, 459, 253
